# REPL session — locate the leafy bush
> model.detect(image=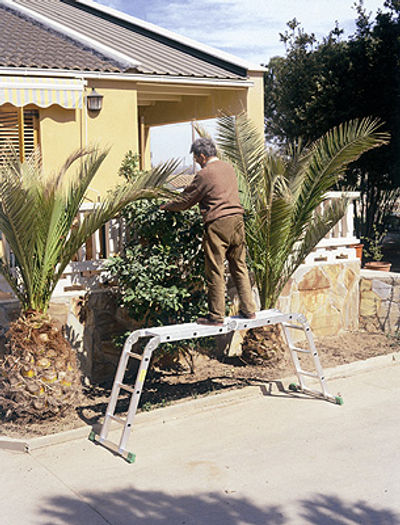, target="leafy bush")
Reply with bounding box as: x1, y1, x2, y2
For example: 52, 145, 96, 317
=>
118, 150, 143, 182
107, 199, 210, 369
362, 225, 387, 262
108, 200, 207, 324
